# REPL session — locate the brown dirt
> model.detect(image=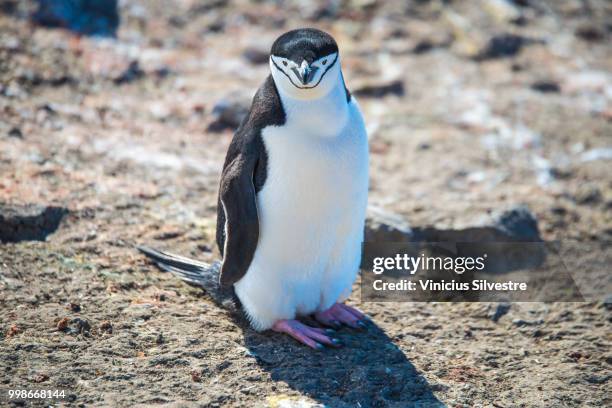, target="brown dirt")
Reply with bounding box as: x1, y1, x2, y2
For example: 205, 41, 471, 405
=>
1, 1, 610, 407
